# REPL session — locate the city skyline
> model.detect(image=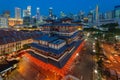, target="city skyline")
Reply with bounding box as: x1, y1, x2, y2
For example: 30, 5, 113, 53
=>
0, 0, 120, 17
